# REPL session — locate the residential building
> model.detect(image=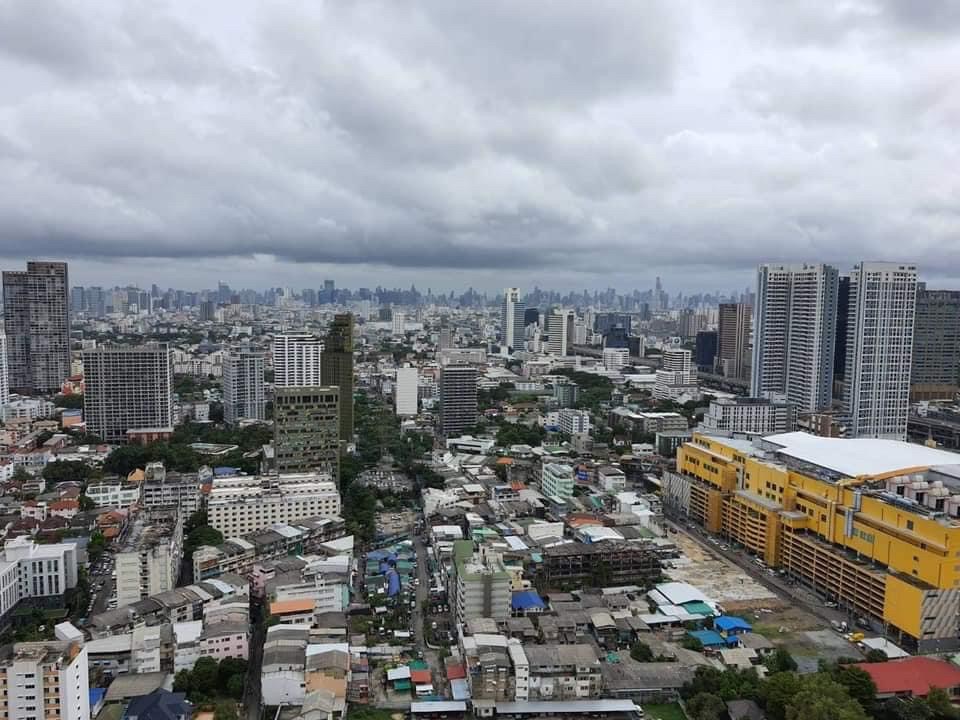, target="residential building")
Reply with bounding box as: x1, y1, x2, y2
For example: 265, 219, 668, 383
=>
392, 312, 406, 336
439, 364, 477, 437
395, 366, 419, 417
83, 344, 173, 443
717, 303, 752, 380
654, 349, 698, 401
115, 508, 184, 608
751, 263, 839, 413
501, 288, 526, 352
222, 345, 265, 424
274, 387, 340, 481
85, 481, 142, 508
541, 463, 574, 499
124, 689, 192, 720
273, 333, 324, 388
452, 541, 512, 625
546, 310, 575, 356
2, 261, 70, 394
558, 409, 591, 436
0, 334, 8, 407
695, 331, 718, 373
321, 314, 355, 443
0, 640, 89, 720
523, 644, 602, 700
701, 397, 797, 436
0, 537, 79, 619
552, 380, 579, 408
602, 348, 629, 372
141, 462, 206, 514
206, 473, 341, 536
910, 286, 960, 401
844, 262, 918, 439
664, 431, 960, 651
